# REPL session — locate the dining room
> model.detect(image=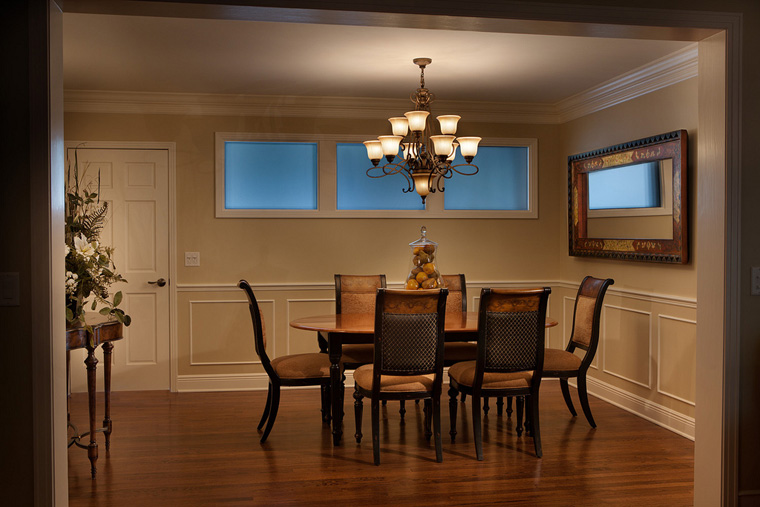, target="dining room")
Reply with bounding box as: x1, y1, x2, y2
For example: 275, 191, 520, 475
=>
12, 0, 758, 505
